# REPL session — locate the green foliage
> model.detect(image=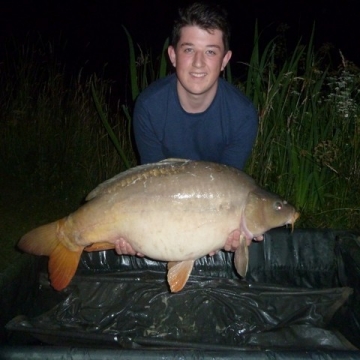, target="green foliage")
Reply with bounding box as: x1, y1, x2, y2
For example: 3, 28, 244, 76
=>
90, 27, 170, 170
122, 25, 170, 102
0, 35, 135, 203
91, 80, 132, 169
122, 25, 140, 102
121, 26, 170, 133
241, 24, 360, 229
